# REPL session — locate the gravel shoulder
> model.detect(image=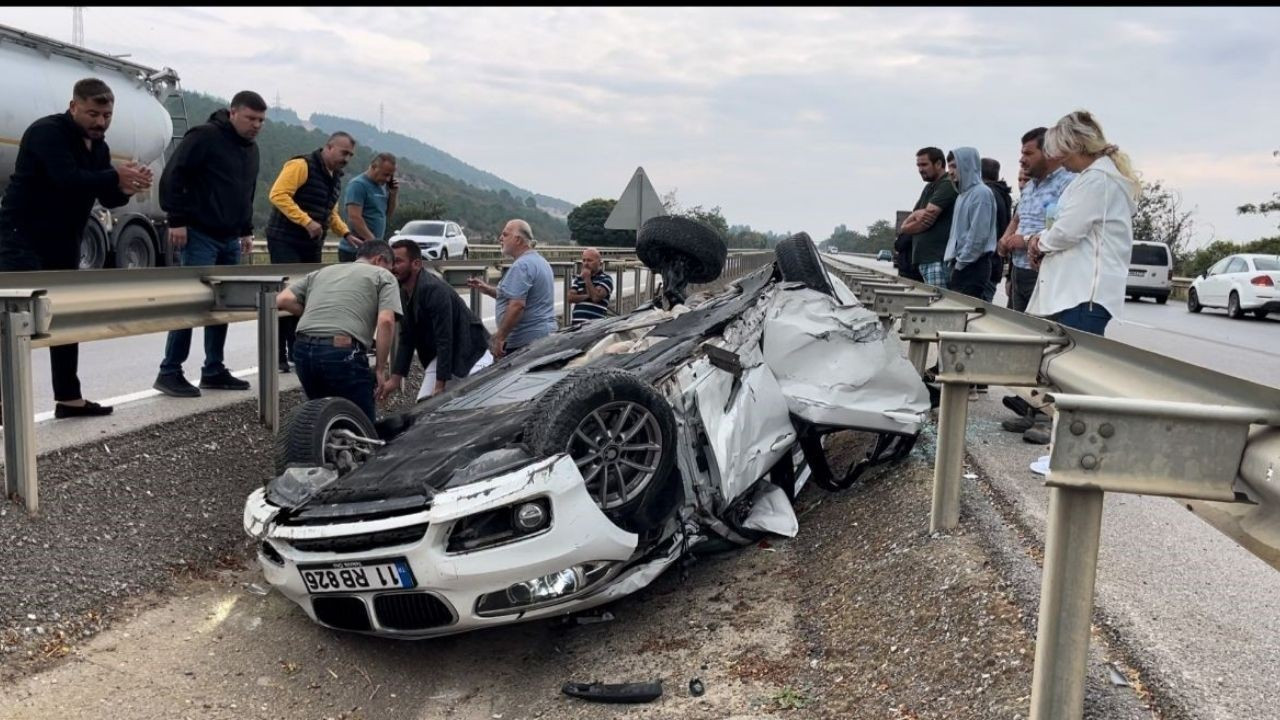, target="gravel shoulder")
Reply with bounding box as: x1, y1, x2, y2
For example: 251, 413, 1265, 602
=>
2, 414, 1156, 718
